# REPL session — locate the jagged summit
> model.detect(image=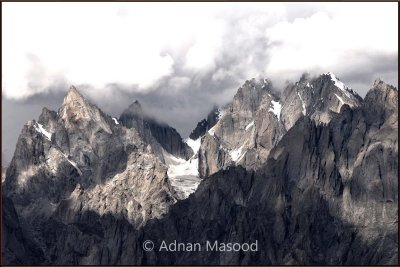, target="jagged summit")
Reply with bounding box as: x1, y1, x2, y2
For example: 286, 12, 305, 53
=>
120, 100, 144, 127
320, 72, 361, 97
61, 85, 89, 115
371, 78, 397, 91
364, 79, 398, 124
280, 72, 363, 128
66, 85, 81, 97
4, 81, 177, 236
2, 72, 398, 265
58, 85, 114, 135
239, 77, 273, 93
63, 84, 86, 106
131, 99, 141, 106
232, 76, 276, 116
246, 77, 270, 87
299, 72, 311, 82
372, 78, 384, 87
322, 72, 348, 88
189, 106, 221, 140
120, 99, 194, 160
125, 100, 143, 115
